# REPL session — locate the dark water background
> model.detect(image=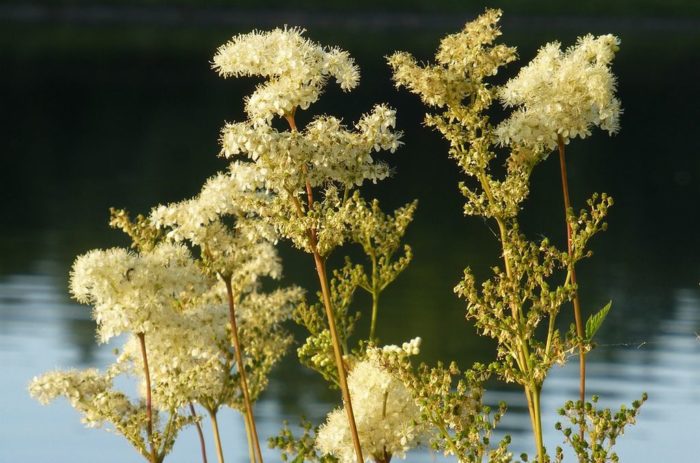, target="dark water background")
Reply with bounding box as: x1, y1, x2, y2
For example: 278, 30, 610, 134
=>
1, 10, 699, 463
